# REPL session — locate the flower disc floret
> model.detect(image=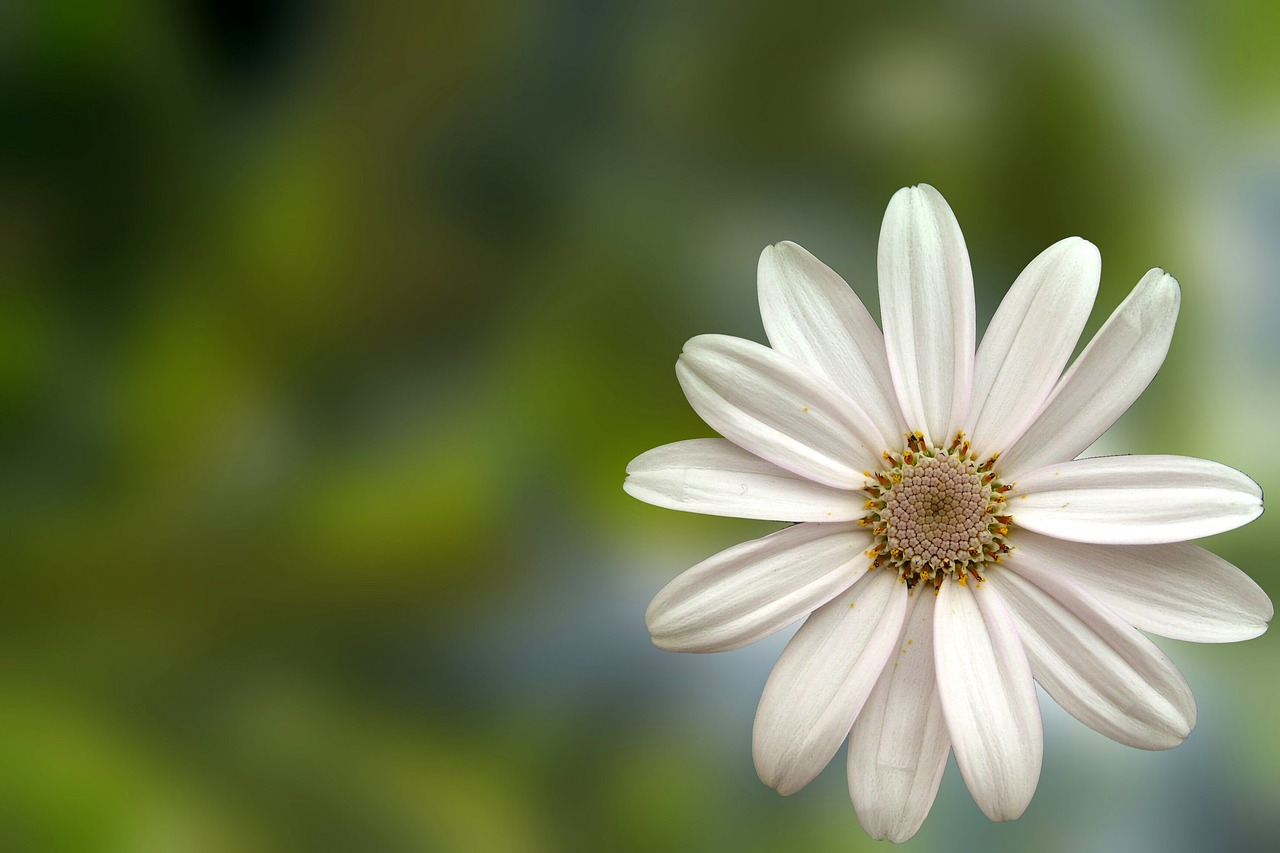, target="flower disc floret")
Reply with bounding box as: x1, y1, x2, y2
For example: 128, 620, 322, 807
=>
862, 431, 1012, 589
